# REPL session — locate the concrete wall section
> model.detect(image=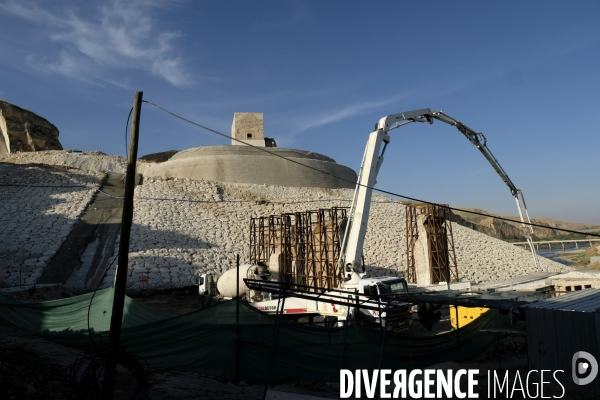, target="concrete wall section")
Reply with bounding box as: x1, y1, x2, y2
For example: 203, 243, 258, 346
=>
170, 146, 338, 163
232, 139, 266, 147
143, 146, 358, 189
414, 214, 432, 285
